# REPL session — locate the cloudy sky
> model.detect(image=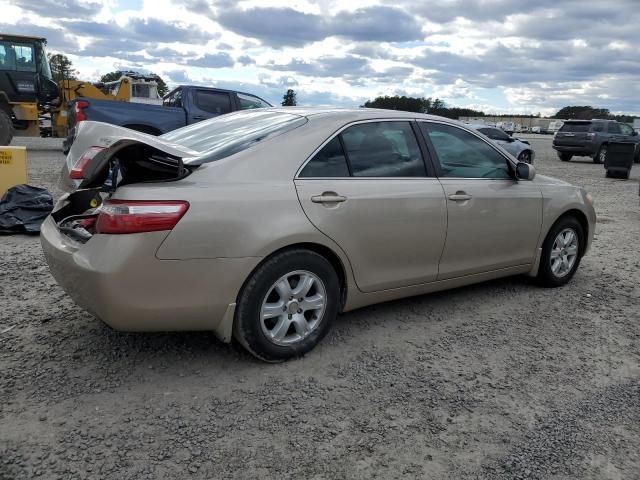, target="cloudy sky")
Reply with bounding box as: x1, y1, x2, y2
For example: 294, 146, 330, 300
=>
2, 0, 640, 115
